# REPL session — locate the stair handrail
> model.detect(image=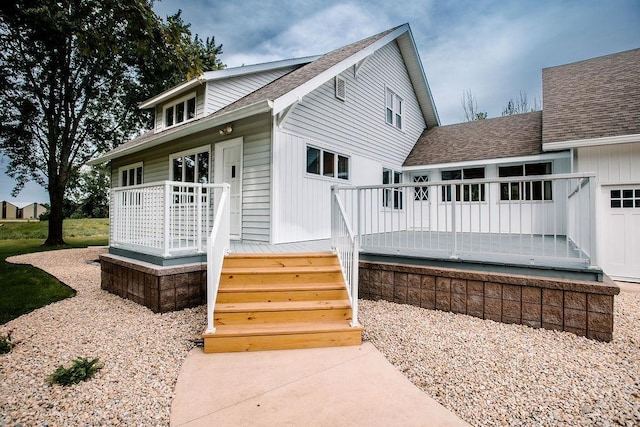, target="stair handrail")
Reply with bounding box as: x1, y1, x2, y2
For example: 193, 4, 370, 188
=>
331, 186, 359, 327
205, 183, 231, 334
